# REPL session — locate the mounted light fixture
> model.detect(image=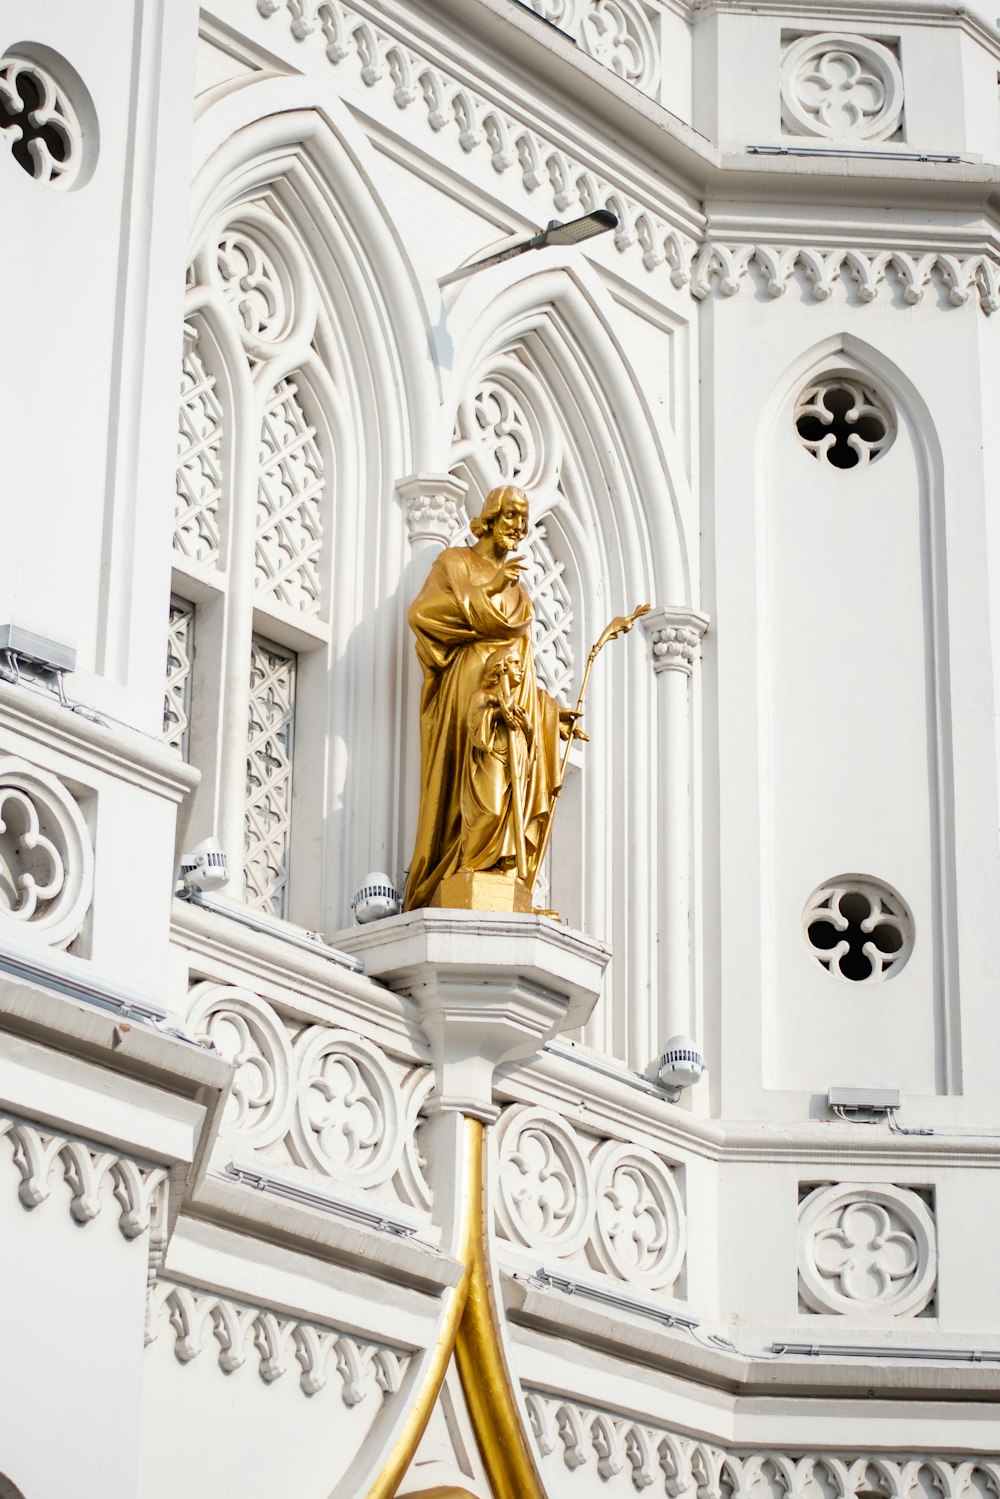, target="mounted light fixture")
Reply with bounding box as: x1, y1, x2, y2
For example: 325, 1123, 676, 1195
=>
439, 209, 619, 286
